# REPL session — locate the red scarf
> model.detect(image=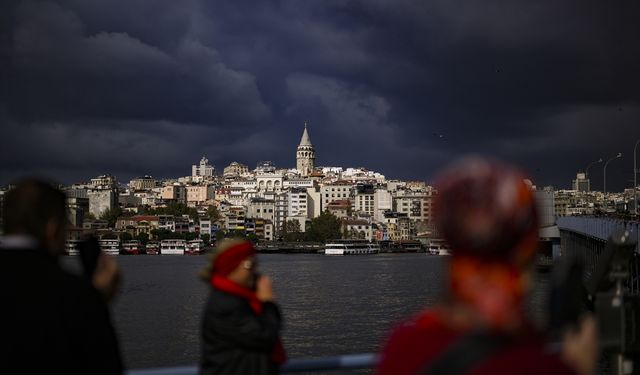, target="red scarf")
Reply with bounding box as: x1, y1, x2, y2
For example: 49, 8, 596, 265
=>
211, 275, 287, 365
